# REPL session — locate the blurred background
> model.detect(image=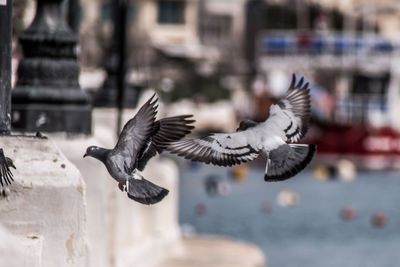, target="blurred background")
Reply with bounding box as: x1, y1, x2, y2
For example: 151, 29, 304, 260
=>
4, 0, 400, 266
